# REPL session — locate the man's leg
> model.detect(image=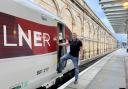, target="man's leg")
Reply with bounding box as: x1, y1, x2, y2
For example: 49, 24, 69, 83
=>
70, 55, 79, 82
58, 53, 70, 73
